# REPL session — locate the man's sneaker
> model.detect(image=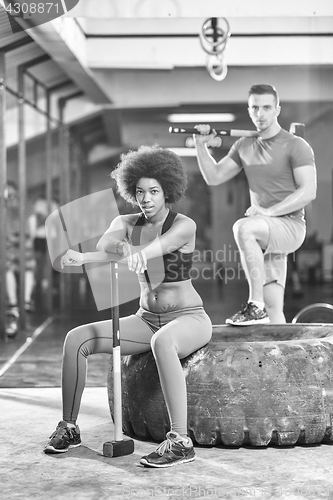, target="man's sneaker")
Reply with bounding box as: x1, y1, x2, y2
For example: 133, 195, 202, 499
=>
226, 302, 270, 326
140, 431, 195, 468
44, 421, 81, 454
